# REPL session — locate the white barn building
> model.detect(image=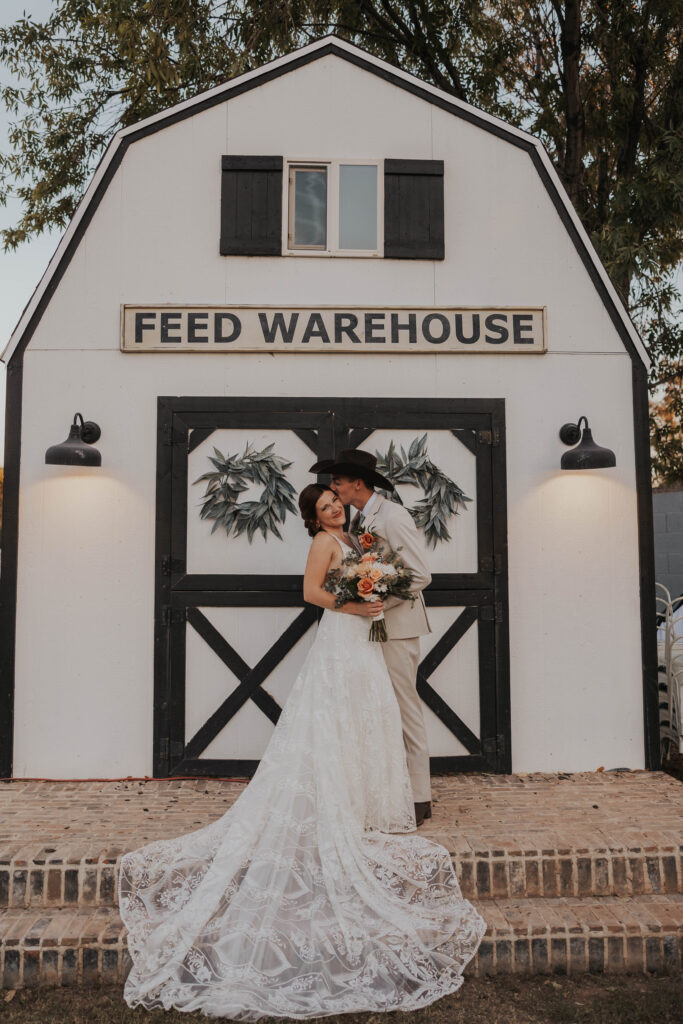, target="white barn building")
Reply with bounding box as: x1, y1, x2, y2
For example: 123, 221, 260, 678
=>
0, 37, 658, 780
